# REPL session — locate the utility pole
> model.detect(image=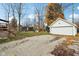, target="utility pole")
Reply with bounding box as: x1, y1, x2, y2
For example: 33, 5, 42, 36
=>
72, 3, 74, 24
72, 3, 75, 36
